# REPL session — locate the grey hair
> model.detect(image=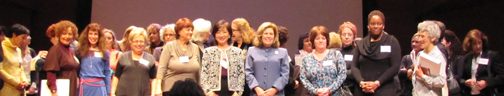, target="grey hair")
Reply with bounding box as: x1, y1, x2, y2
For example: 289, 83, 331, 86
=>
417, 21, 441, 43
191, 18, 212, 42
160, 23, 175, 42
